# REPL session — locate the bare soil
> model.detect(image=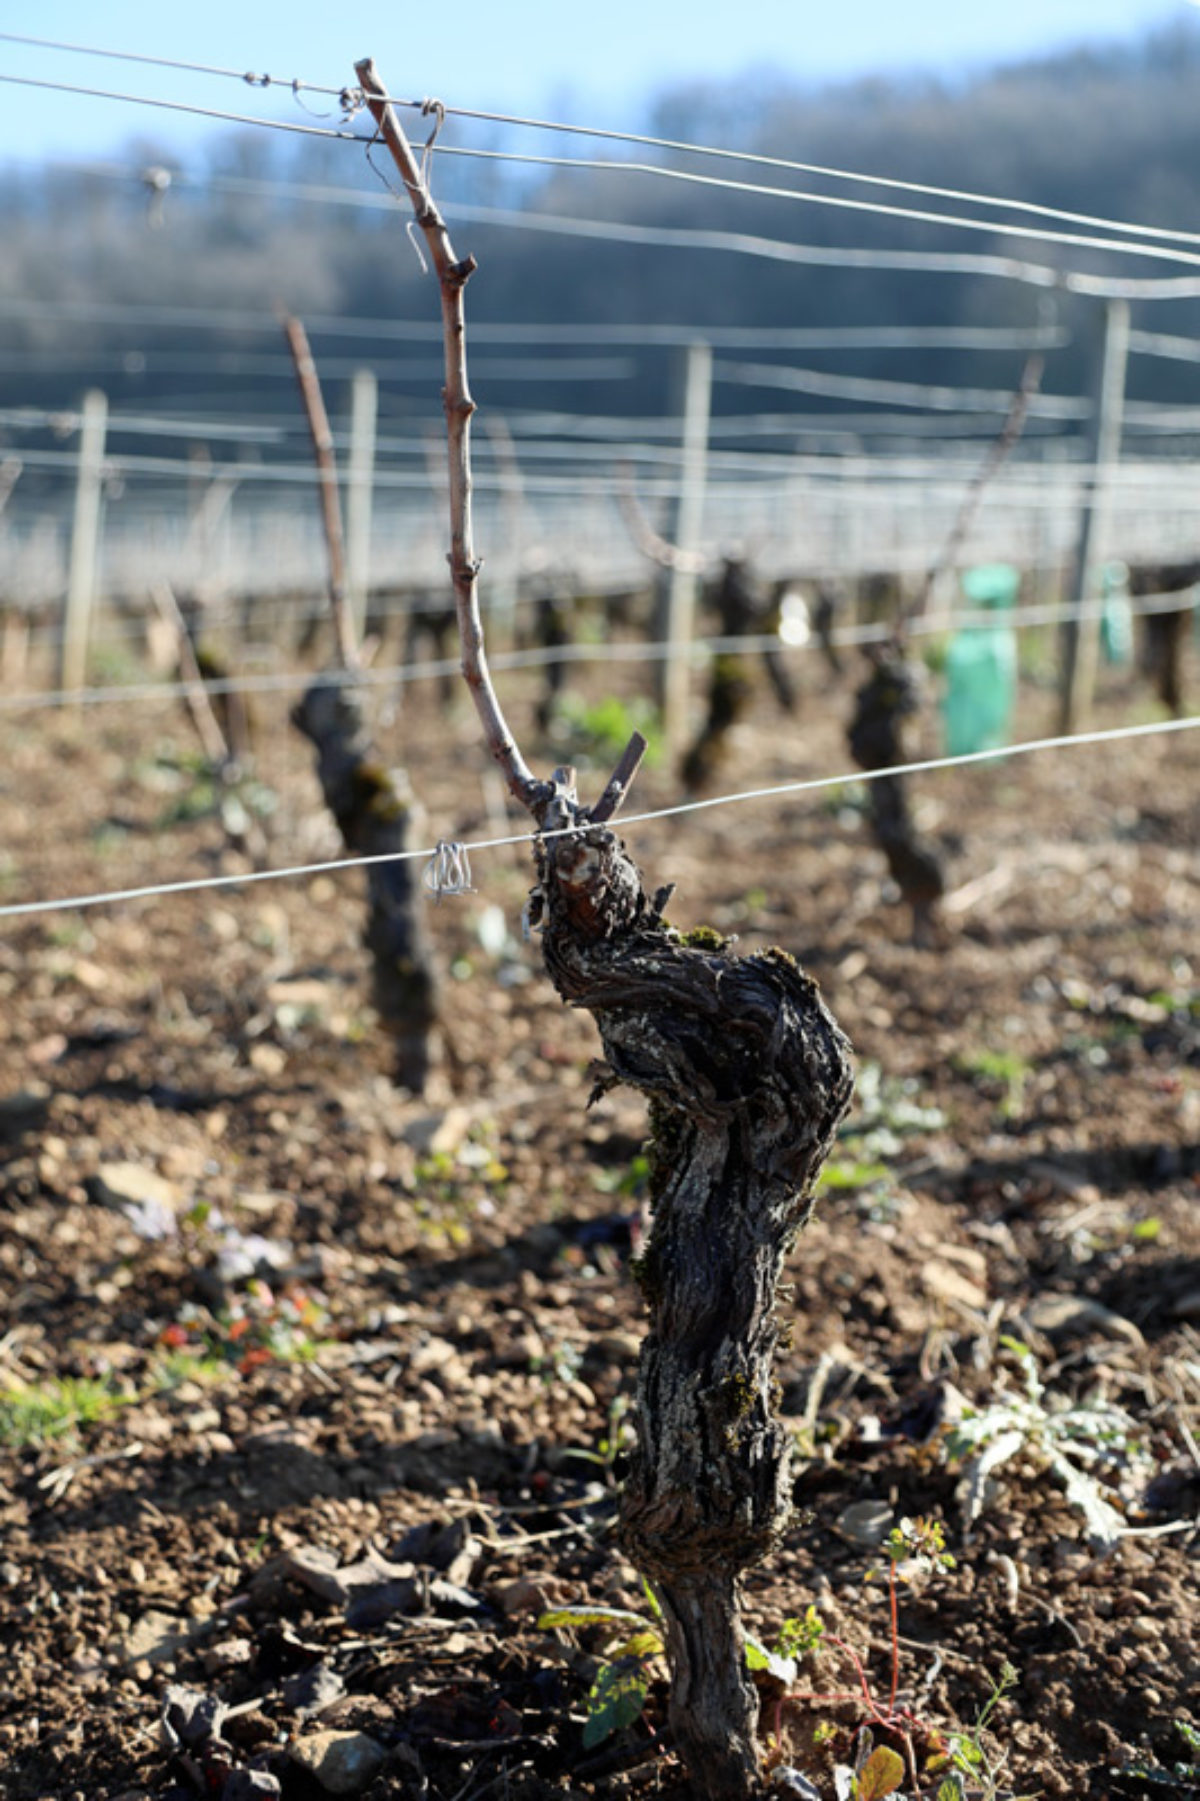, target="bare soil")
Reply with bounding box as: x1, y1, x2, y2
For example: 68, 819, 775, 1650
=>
1, 642, 1198, 1801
